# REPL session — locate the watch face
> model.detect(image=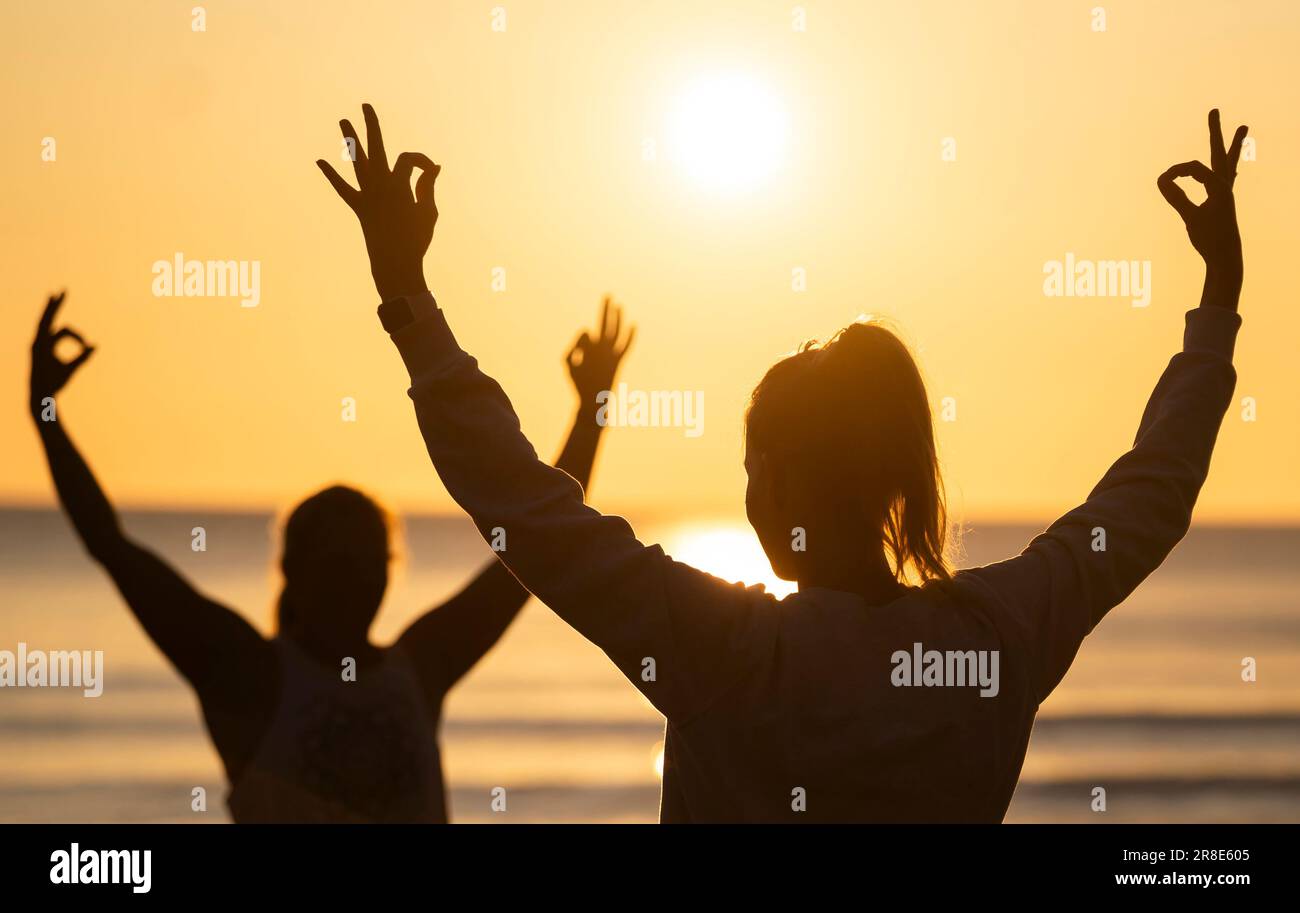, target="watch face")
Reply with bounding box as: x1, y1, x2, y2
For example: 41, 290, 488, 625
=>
378, 298, 415, 333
